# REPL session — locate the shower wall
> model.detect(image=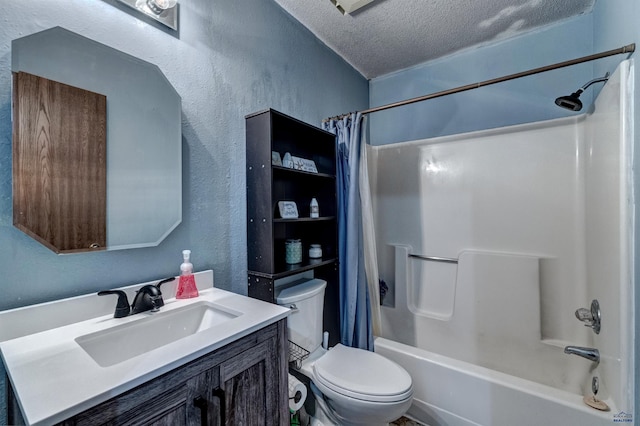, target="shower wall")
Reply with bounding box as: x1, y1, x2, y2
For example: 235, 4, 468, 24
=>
370, 61, 632, 410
